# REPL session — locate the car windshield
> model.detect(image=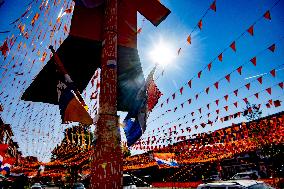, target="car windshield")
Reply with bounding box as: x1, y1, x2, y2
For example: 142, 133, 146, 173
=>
74, 183, 84, 187
233, 173, 253, 179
